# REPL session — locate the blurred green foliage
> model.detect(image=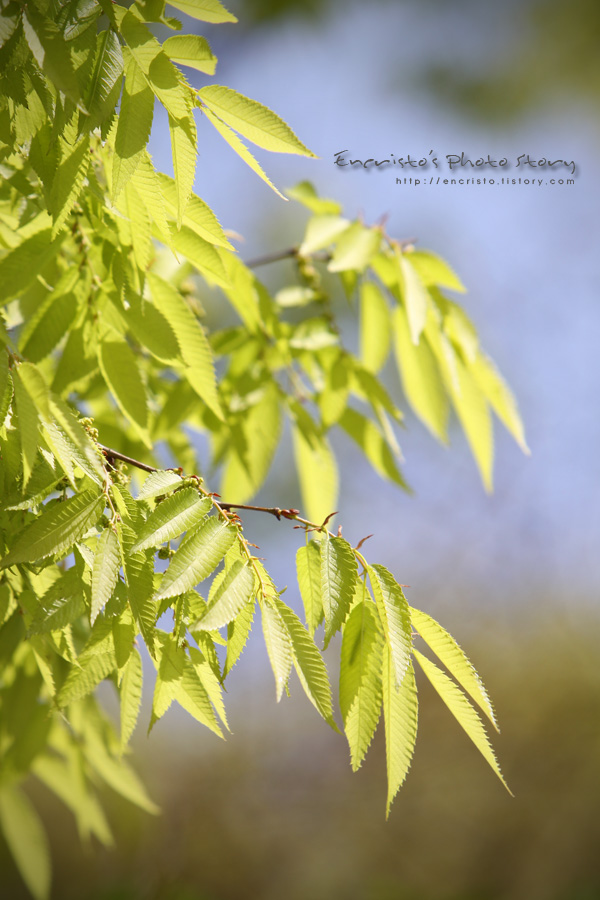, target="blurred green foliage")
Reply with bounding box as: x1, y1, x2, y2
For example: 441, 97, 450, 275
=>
2, 605, 598, 900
